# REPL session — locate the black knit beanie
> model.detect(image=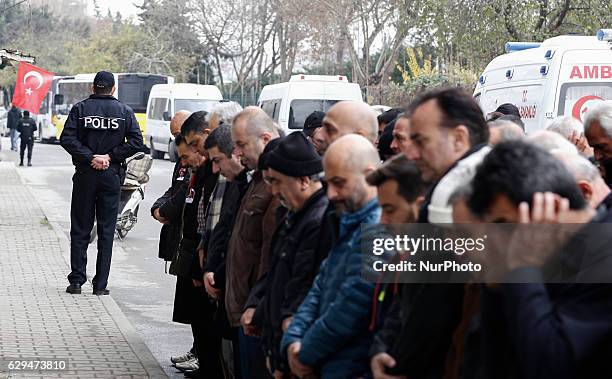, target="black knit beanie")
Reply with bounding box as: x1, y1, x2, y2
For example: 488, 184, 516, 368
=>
267, 132, 323, 177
